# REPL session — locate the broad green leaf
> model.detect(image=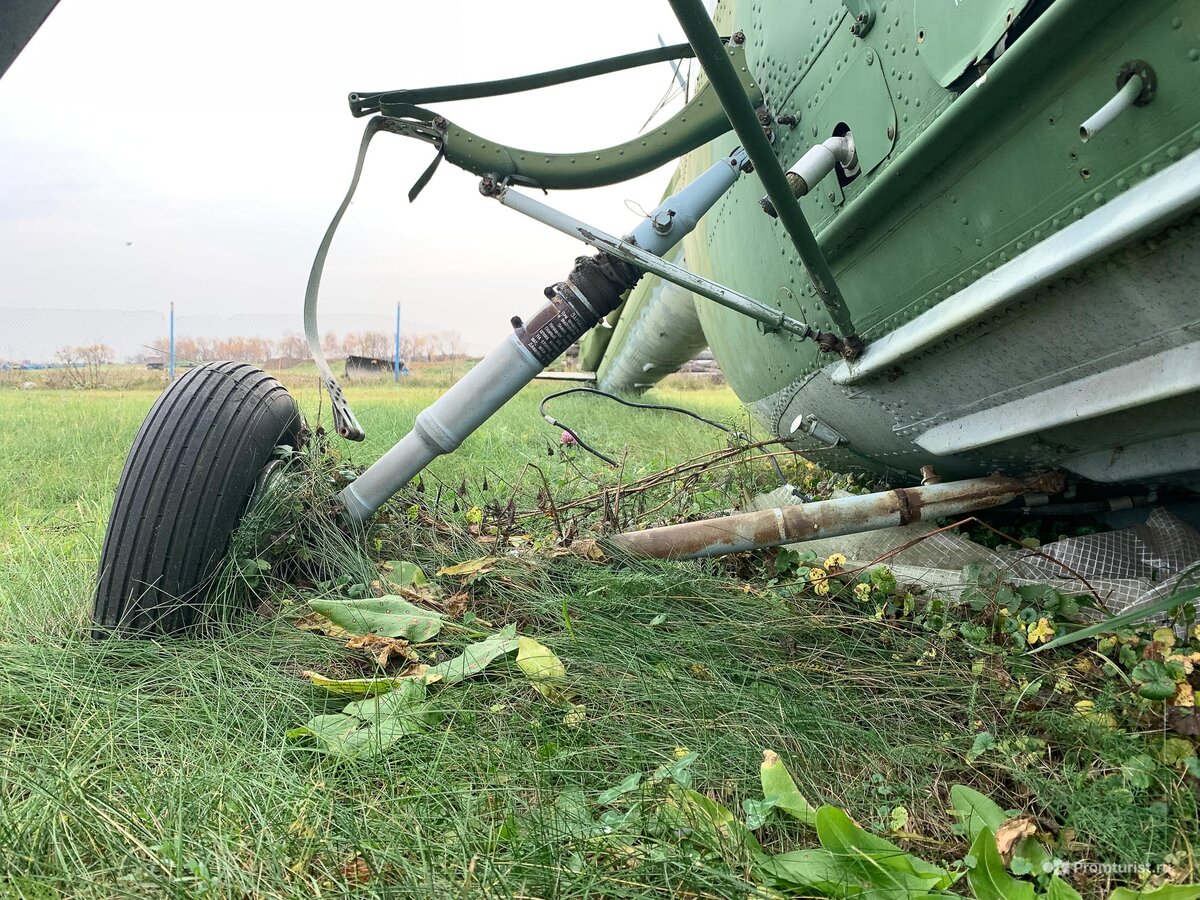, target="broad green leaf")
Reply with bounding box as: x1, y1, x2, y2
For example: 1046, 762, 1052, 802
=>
288, 680, 435, 758
425, 624, 518, 686
1032, 580, 1200, 654
757, 848, 871, 896
597, 771, 643, 805
760, 750, 817, 826
663, 785, 763, 863
950, 785, 1051, 873
742, 798, 776, 831
309, 595, 444, 641
1109, 886, 1200, 900
965, 828, 1035, 900
1131, 660, 1178, 702
516, 636, 570, 701
649, 751, 699, 788
816, 805, 953, 891
969, 731, 996, 761
384, 560, 426, 587
1045, 876, 1084, 900
436, 556, 498, 577
949, 784, 1005, 841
